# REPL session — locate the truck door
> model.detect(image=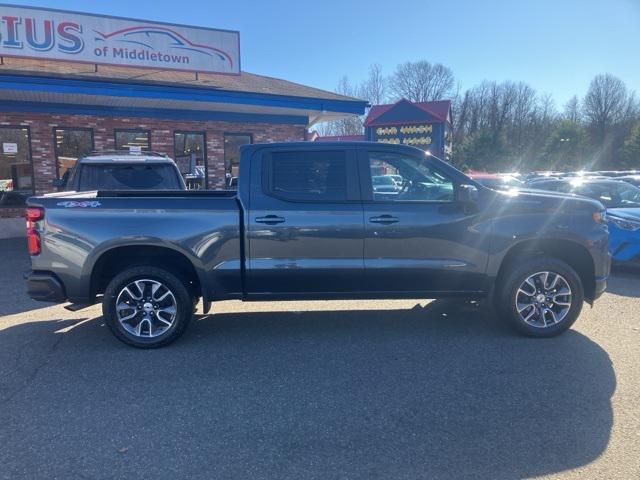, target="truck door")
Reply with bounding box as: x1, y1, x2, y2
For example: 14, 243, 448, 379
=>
359, 148, 489, 294
246, 147, 365, 296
